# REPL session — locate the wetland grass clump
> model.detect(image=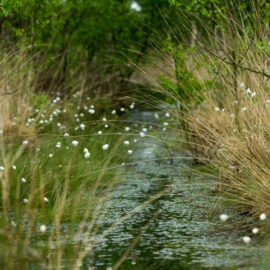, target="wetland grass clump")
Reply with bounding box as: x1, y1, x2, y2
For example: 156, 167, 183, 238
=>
160, 8, 270, 225
0, 49, 134, 269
